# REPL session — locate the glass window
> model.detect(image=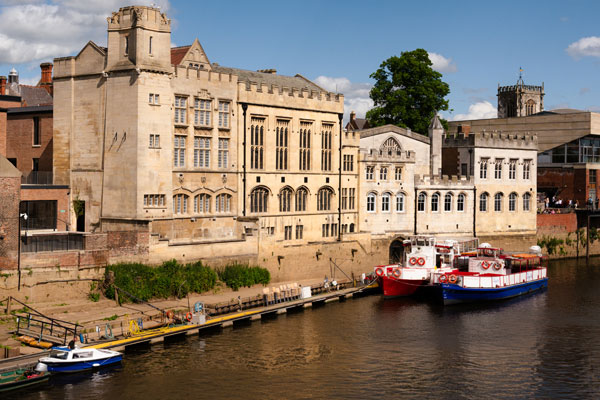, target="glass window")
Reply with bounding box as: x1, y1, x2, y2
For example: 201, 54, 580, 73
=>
216, 194, 231, 213
295, 187, 307, 212
523, 192, 531, 211
173, 194, 189, 214
194, 137, 210, 168
380, 167, 388, 180
299, 122, 311, 171
366, 166, 374, 180
418, 192, 426, 212
381, 193, 390, 212
431, 193, 439, 212
396, 193, 404, 212
194, 99, 211, 126
494, 159, 503, 179
218, 101, 230, 128
317, 187, 333, 211
457, 193, 465, 212
367, 193, 376, 212
395, 167, 402, 181
480, 158, 488, 179
194, 194, 211, 213
494, 193, 503, 212
480, 193, 488, 212
174, 96, 187, 124
509, 159, 517, 180
444, 193, 453, 211
174, 135, 186, 167
250, 187, 269, 213
279, 188, 292, 212
218, 138, 229, 168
